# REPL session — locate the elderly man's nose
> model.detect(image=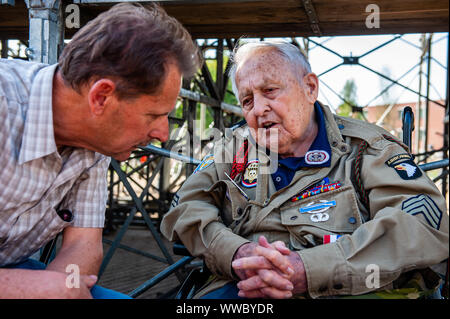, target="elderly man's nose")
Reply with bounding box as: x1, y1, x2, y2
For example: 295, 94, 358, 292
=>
253, 96, 270, 116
